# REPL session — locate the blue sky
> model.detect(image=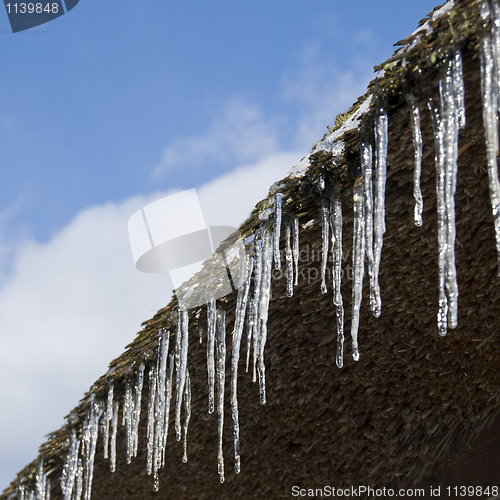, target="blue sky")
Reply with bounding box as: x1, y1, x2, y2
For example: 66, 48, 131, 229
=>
0, 0, 440, 492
